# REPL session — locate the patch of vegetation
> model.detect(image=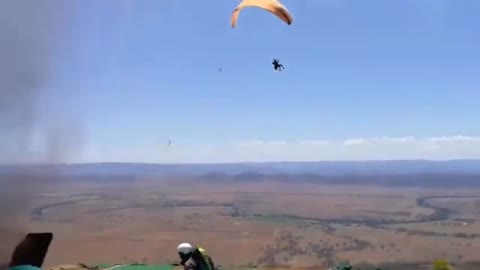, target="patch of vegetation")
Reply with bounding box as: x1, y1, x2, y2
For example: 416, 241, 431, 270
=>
248, 214, 306, 225
432, 259, 452, 270
332, 259, 480, 270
